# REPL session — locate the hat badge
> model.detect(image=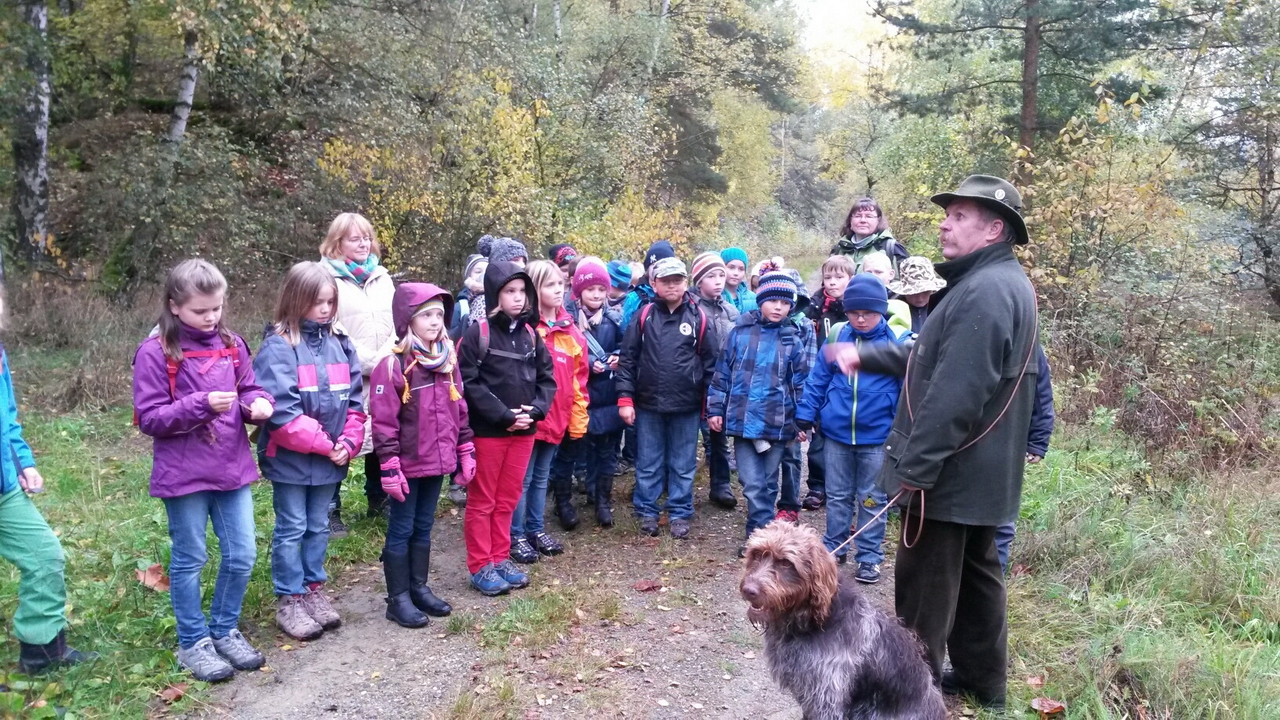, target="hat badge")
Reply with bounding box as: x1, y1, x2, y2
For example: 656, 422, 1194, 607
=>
994, 189, 1006, 201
